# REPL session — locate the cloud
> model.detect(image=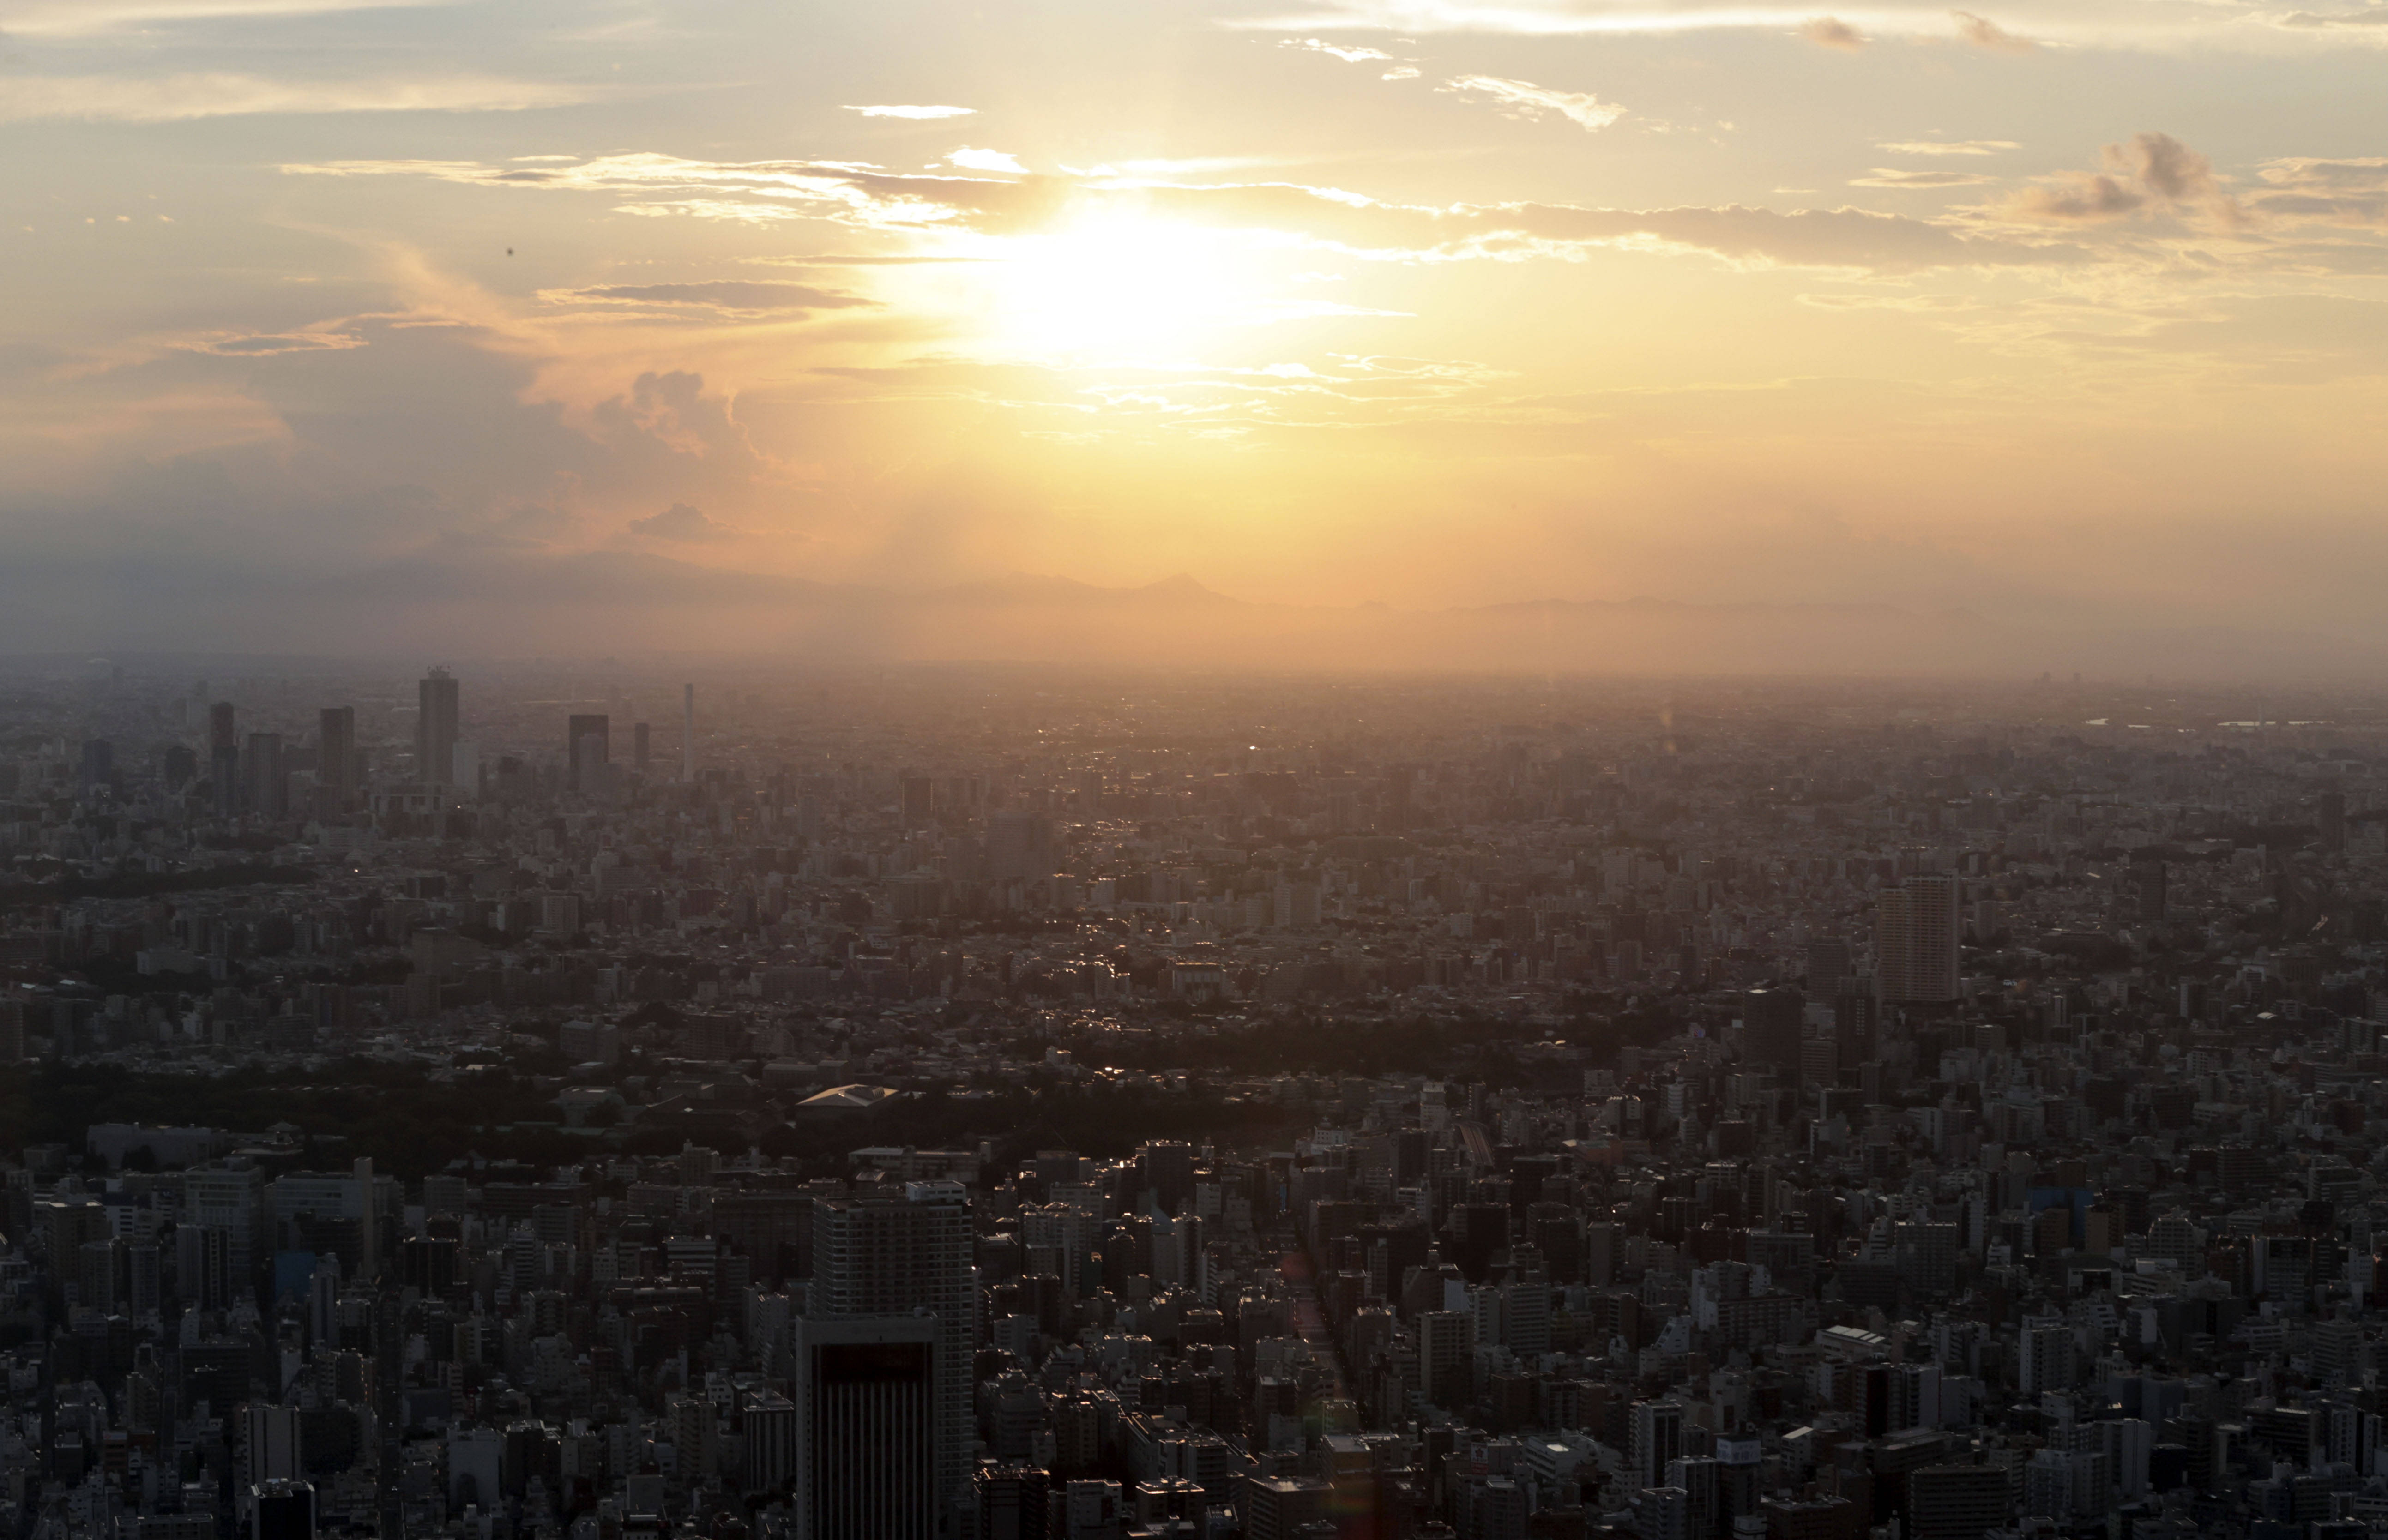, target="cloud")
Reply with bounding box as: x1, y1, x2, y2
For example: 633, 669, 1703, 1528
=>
1381, 66, 1422, 78
1282, 36, 1394, 60
1997, 132, 2248, 229
1850, 168, 1997, 188
2247, 158, 2388, 227
1952, 10, 2037, 49
0, 72, 587, 122
539, 280, 874, 315
178, 329, 374, 356
1878, 140, 2020, 156
0, 0, 455, 35
947, 147, 1027, 174
627, 503, 738, 542
1441, 74, 1626, 132
1798, 16, 1866, 48
283, 152, 2090, 272
844, 104, 976, 118
2278, 7, 2388, 24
